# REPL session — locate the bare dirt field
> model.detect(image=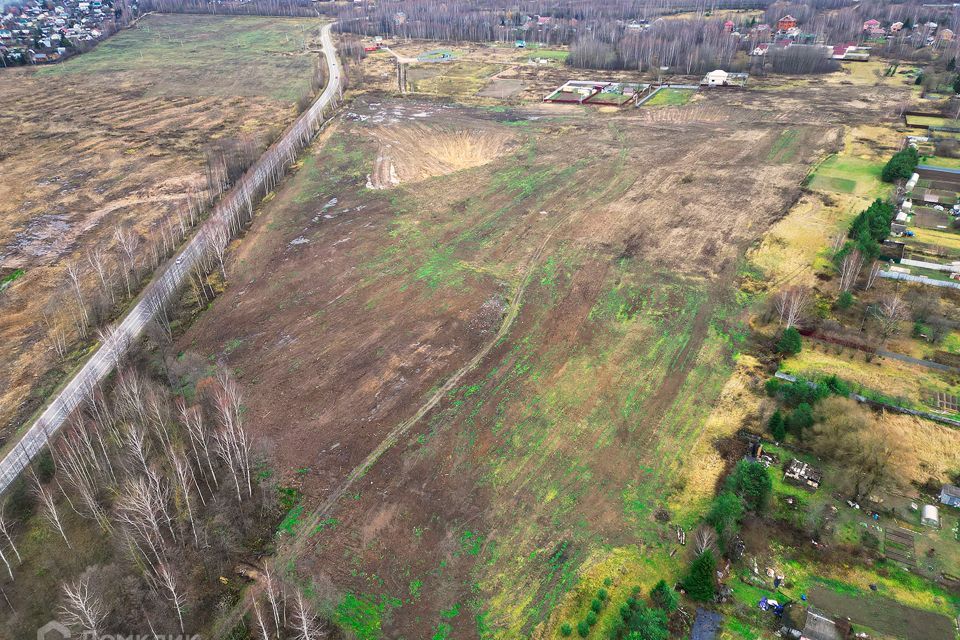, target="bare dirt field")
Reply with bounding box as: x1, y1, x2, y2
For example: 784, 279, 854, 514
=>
178, 69, 911, 637
0, 14, 320, 440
